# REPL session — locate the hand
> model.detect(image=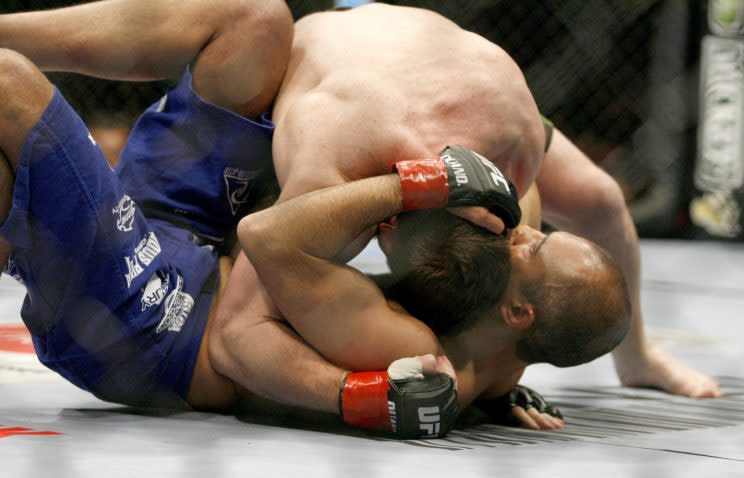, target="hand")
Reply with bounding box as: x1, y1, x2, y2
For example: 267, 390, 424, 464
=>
389, 354, 459, 391
473, 384, 564, 430
340, 354, 460, 438
449, 206, 506, 235
614, 343, 723, 398
394, 145, 521, 228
